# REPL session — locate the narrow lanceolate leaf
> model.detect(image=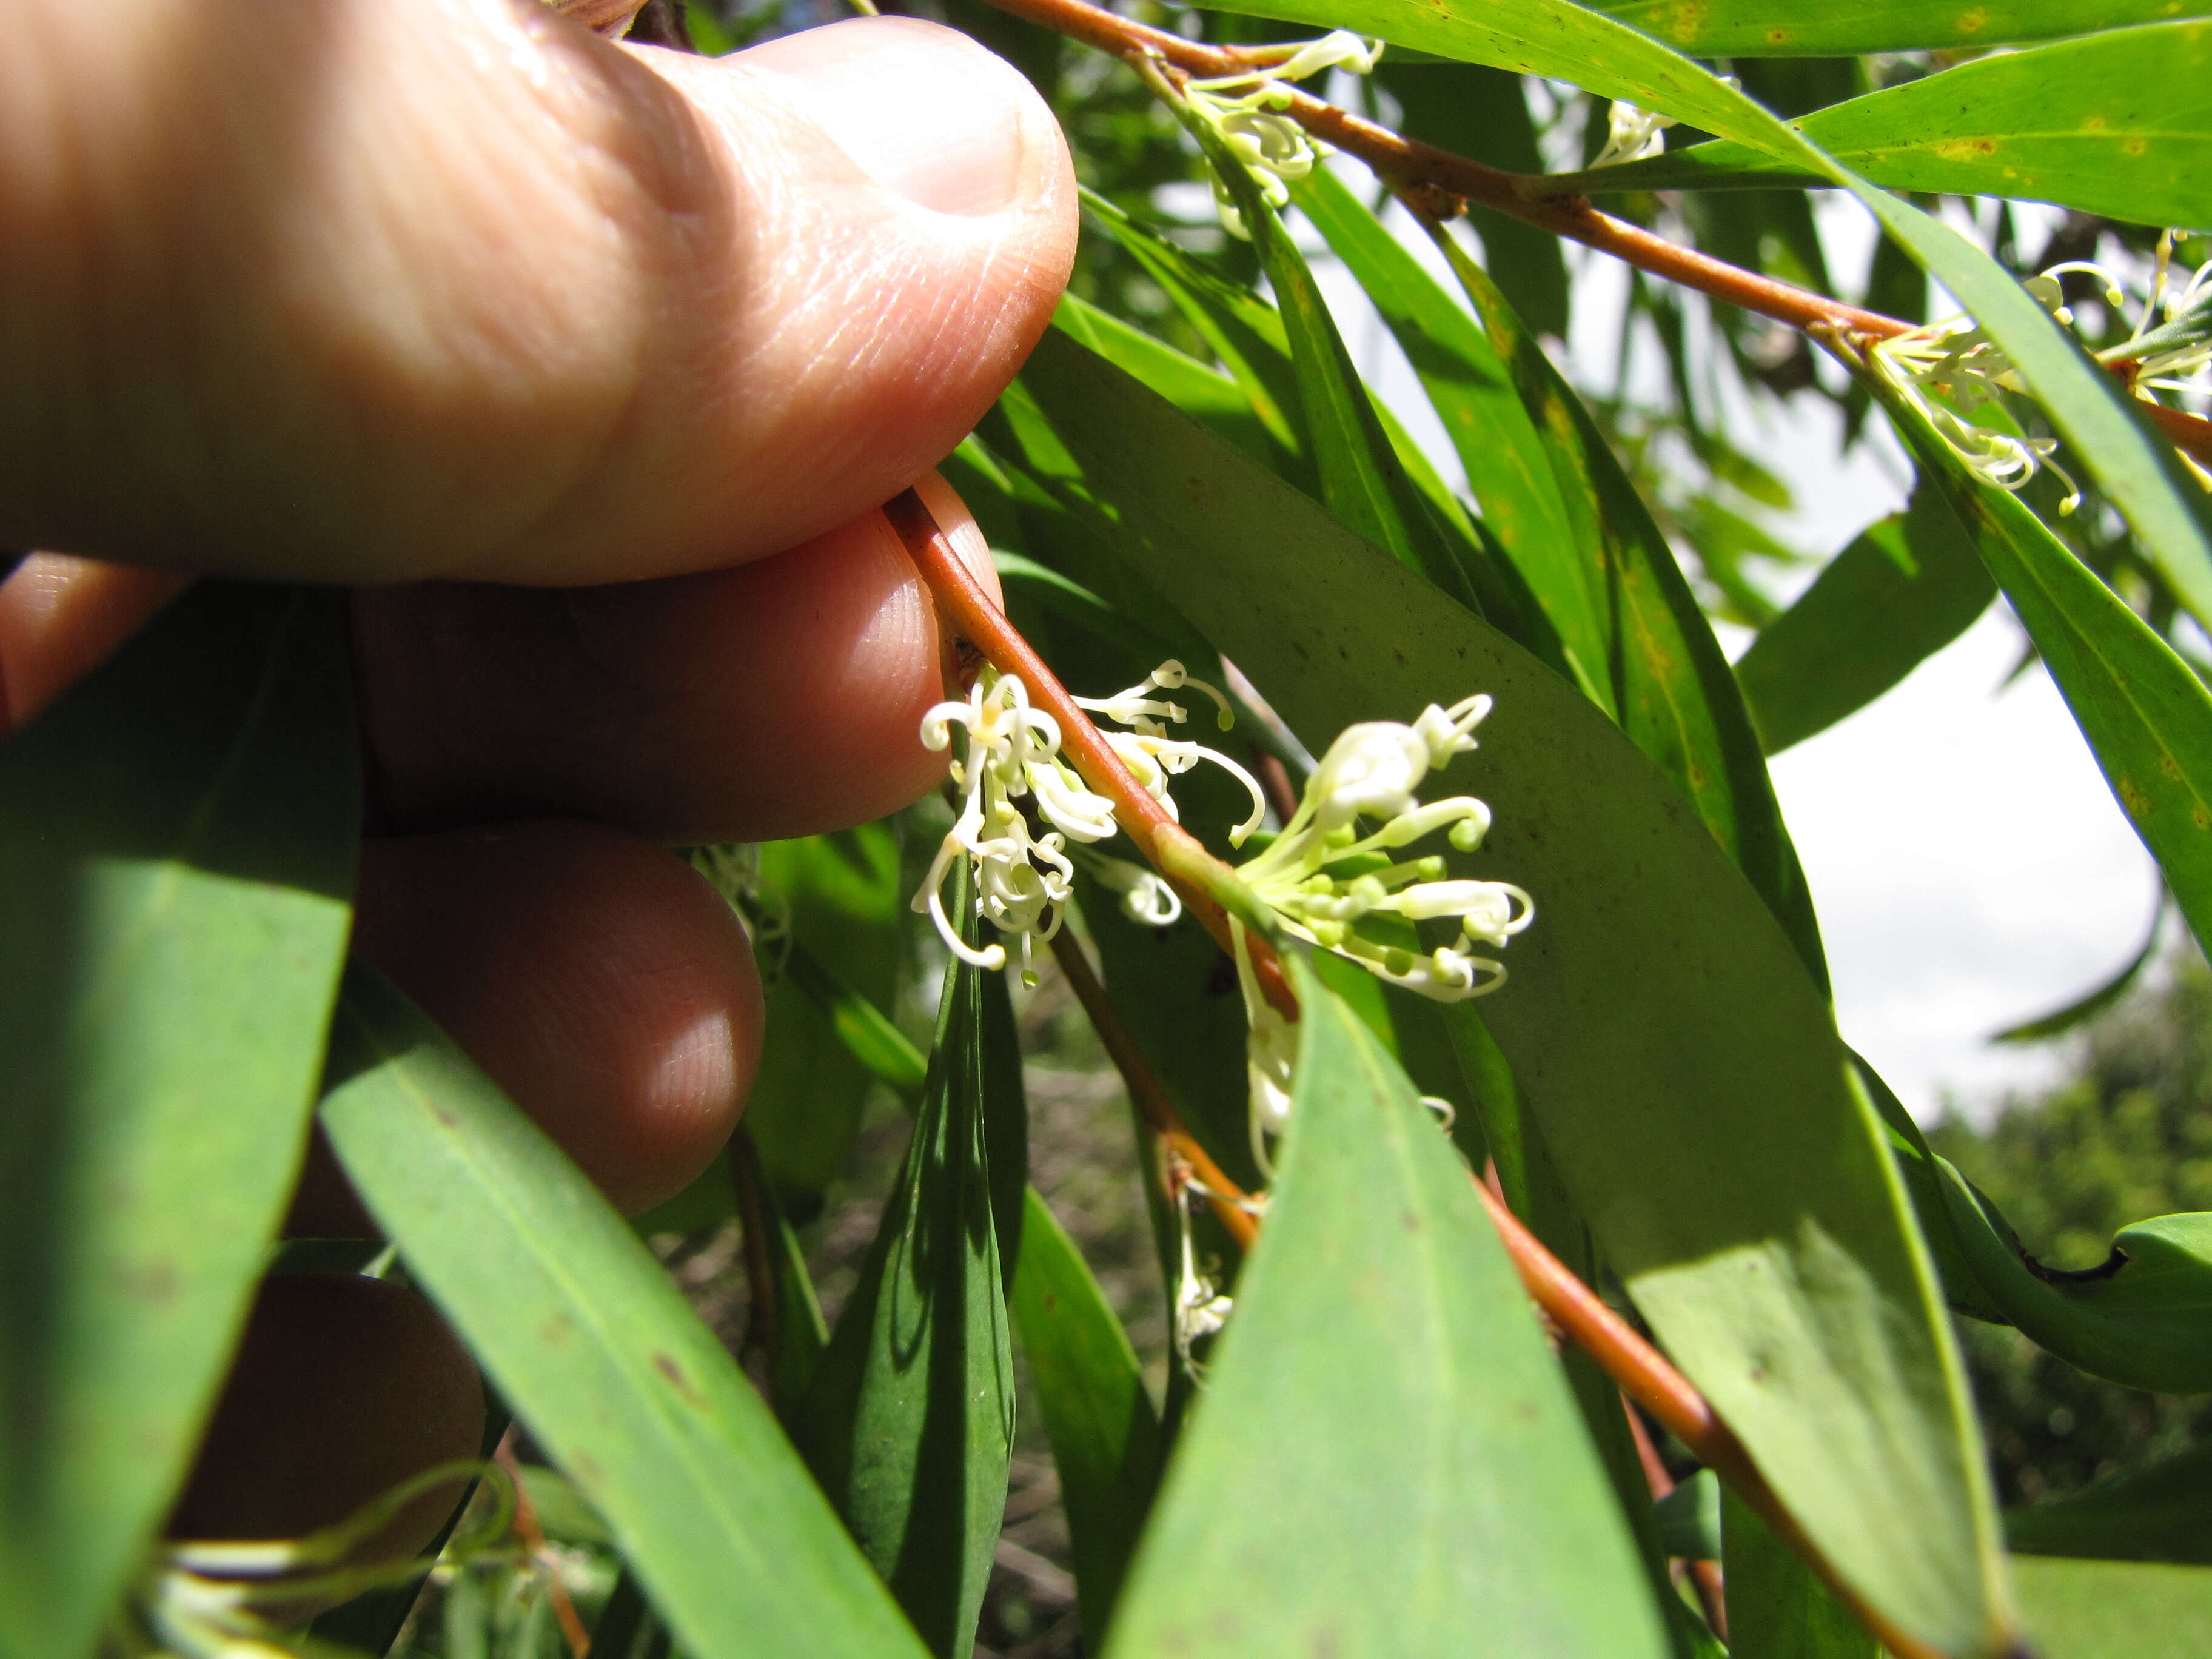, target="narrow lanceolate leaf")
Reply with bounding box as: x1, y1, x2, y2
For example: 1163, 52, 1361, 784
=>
1291, 167, 1597, 703
1053, 293, 1292, 478
800, 873, 1016, 1659
320, 967, 927, 1659
1990, 904, 2163, 1044
1224, 0, 2212, 632
1589, 0, 2208, 57
1873, 375, 2212, 962
1570, 23, 2212, 231
1735, 487, 1995, 755
1009, 1189, 1161, 1640
1007, 334, 2015, 1659
0, 584, 356, 1659
1424, 226, 1831, 991
1104, 965, 1668, 1659
2005, 1440, 2212, 1564
1188, 117, 1475, 611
